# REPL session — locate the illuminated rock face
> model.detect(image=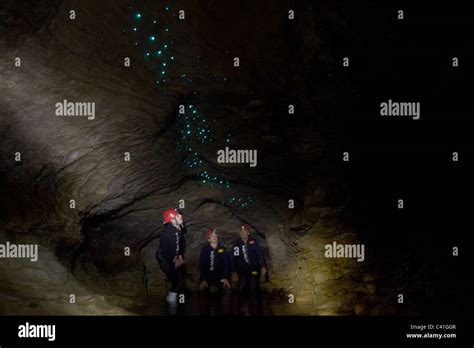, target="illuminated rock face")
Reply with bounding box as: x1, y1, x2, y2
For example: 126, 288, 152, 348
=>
0, 1, 419, 315
0, 242, 133, 315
